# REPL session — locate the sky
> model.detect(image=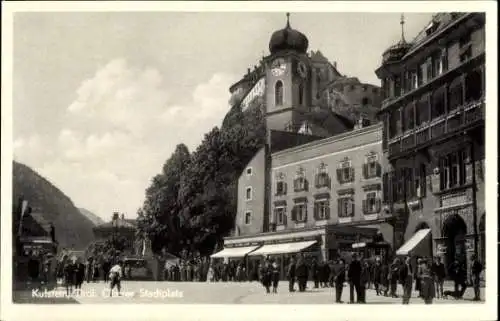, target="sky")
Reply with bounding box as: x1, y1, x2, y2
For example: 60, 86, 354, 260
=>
12, 11, 433, 221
